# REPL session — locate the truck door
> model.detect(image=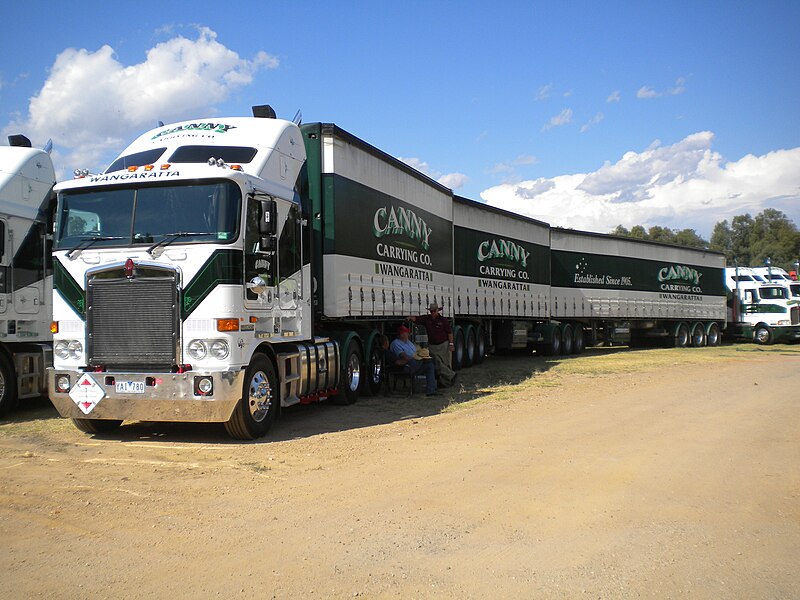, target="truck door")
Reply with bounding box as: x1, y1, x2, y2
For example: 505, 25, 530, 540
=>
12, 220, 46, 315
0, 220, 7, 314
